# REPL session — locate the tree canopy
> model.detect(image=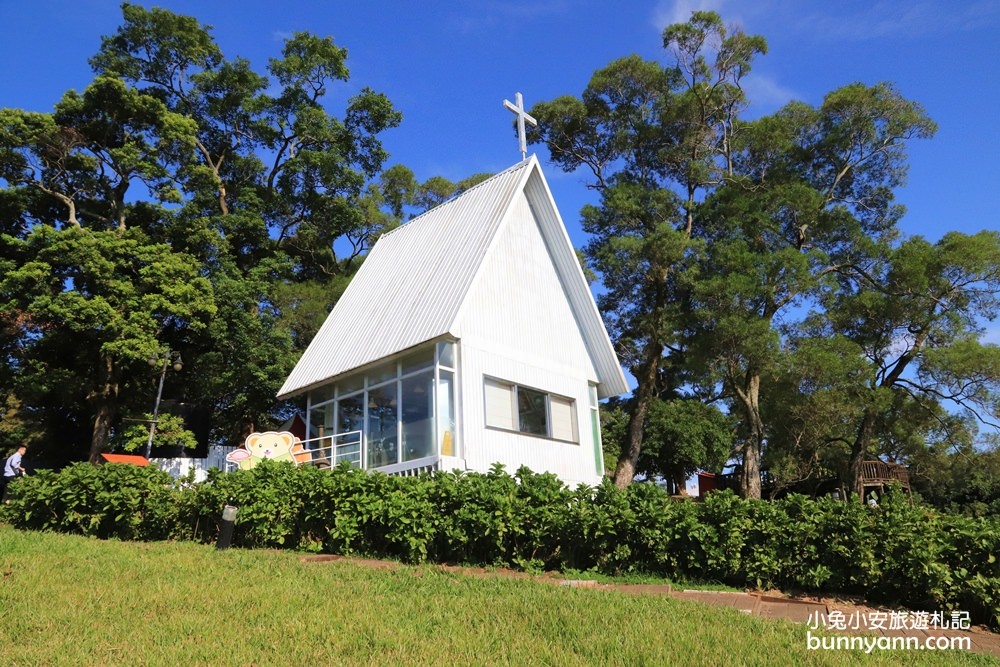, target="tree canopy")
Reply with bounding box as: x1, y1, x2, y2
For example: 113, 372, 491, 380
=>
532, 11, 999, 500
0, 4, 419, 463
